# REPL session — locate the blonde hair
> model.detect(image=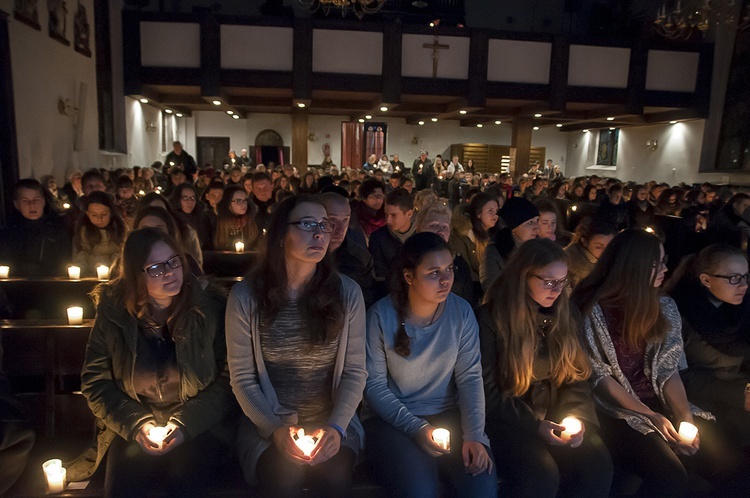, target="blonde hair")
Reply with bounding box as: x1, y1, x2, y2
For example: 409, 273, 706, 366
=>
486, 238, 591, 396
414, 200, 451, 231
